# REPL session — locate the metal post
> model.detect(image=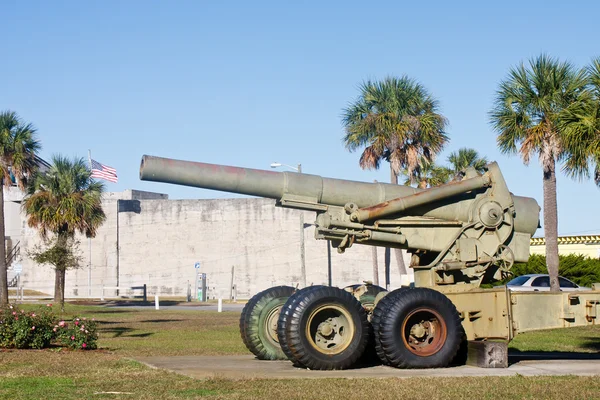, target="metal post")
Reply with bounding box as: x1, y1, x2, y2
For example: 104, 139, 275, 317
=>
385, 248, 391, 291
297, 164, 307, 288
299, 212, 306, 288
88, 237, 92, 297
194, 269, 199, 302
229, 266, 235, 300
187, 280, 191, 302
116, 200, 120, 297
88, 150, 93, 297
372, 246, 379, 286
143, 284, 147, 302
327, 240, 332, 286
